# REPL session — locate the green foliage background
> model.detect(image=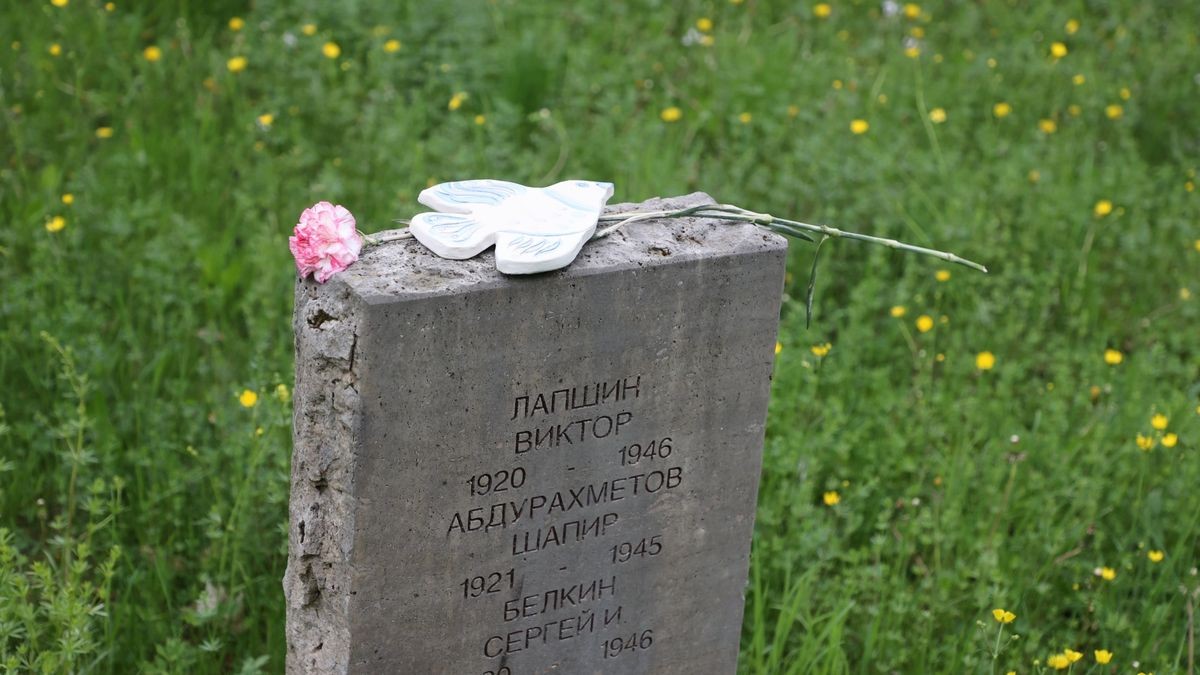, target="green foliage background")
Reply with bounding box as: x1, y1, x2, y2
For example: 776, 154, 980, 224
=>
1, 0, 1198, 672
